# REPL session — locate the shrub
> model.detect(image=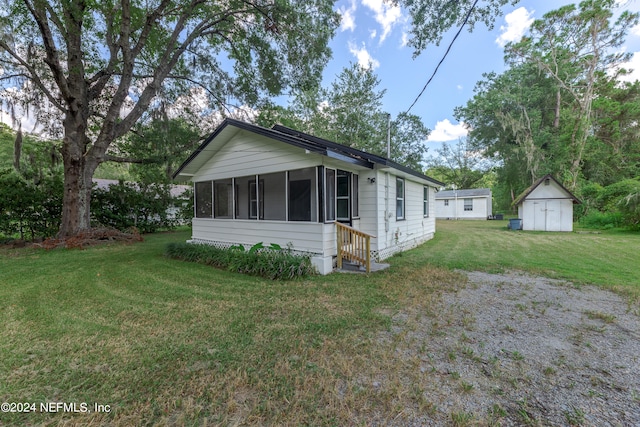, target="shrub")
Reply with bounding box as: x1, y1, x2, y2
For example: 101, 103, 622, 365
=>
578, 211, 623, 229
619, 192, 640, 230
165, 242, 317, 280
91, 181, 179, 233
0, 169, 62, 239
